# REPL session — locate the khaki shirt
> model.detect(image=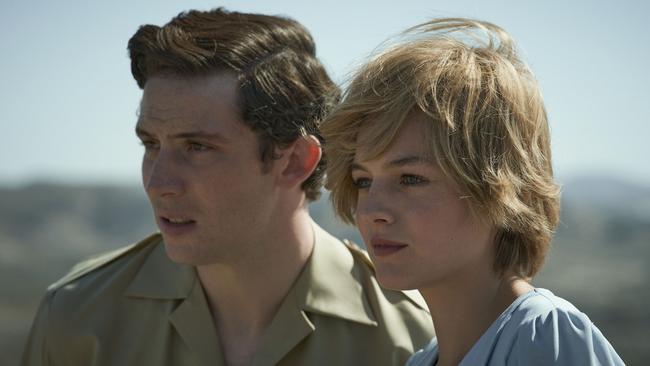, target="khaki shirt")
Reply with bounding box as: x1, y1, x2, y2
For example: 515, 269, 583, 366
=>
21, 224, 433, 366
